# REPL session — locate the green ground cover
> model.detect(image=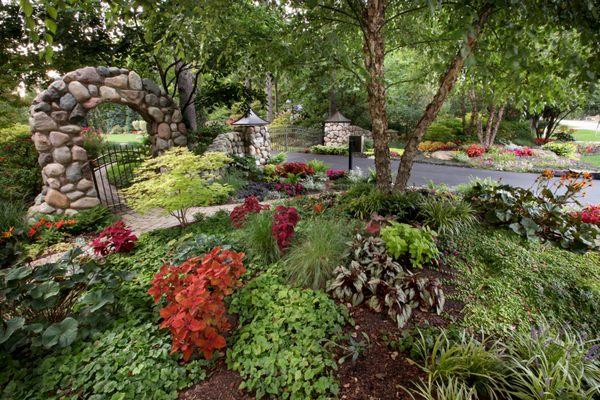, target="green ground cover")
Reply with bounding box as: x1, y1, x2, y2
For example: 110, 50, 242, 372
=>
104, 133, 144, 144
573, 129, 600, 142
